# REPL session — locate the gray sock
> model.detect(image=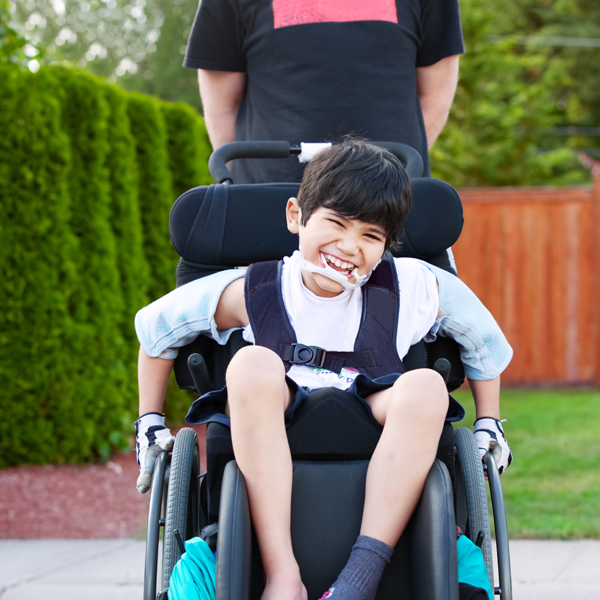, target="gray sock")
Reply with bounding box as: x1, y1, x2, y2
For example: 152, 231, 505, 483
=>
319, 535, 394, 600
